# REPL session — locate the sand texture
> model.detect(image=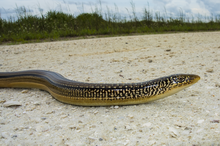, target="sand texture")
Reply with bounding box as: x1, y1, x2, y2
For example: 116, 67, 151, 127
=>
0, 32, 220, 145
